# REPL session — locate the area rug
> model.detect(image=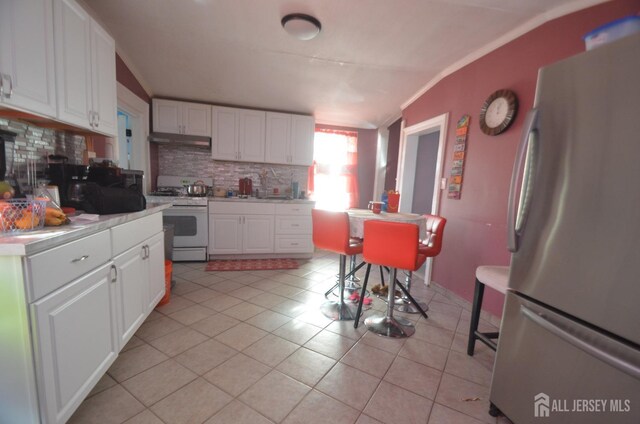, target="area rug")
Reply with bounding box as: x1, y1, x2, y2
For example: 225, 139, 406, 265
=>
205, 258, 300, 271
